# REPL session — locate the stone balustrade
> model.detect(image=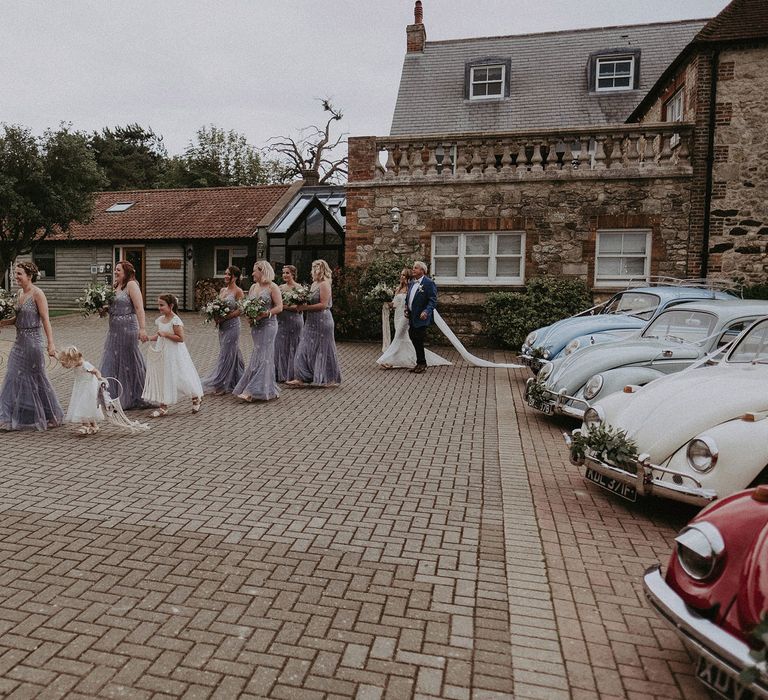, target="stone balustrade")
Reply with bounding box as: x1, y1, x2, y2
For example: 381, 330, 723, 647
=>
366, 123, 693, 182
